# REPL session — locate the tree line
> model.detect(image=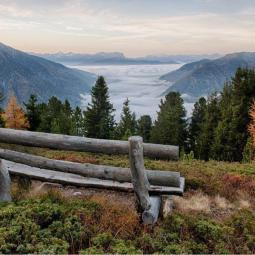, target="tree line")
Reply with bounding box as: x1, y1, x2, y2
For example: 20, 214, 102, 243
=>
1, 68, 255, 162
